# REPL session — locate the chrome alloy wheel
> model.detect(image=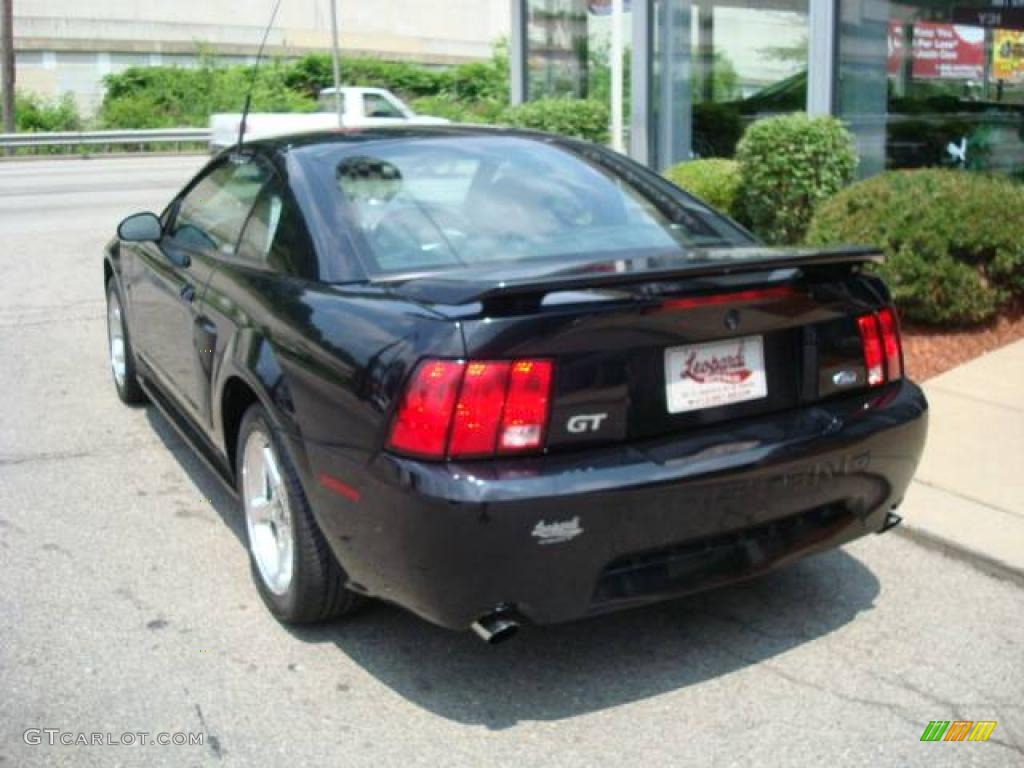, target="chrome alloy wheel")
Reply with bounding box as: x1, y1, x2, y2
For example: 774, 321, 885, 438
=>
242, 430, 294, 596
107, 290, 127, 389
